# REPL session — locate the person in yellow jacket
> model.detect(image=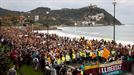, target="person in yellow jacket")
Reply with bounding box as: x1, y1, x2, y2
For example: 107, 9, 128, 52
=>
89, 51, 93, 57
81, 70, 84, 75
72, 53, 76, 64
65, 54, 70, 65
78, 68, 84, 75
98, 50, 101, 57
47, 56, 52, 64
89, 51, 93, 62
57, 58, 61, 65
61, 55, 65, 64
79, 51, 83, 57
79, 51, 83, 64
82, 51, 86, 61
